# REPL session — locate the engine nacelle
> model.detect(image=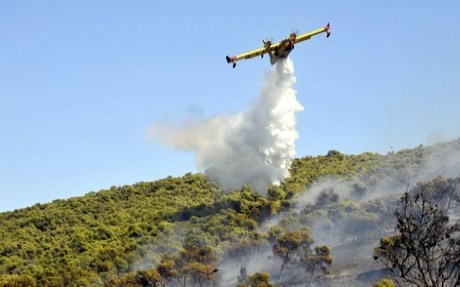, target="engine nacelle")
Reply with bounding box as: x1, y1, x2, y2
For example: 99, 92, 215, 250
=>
263, 40, 272, 49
